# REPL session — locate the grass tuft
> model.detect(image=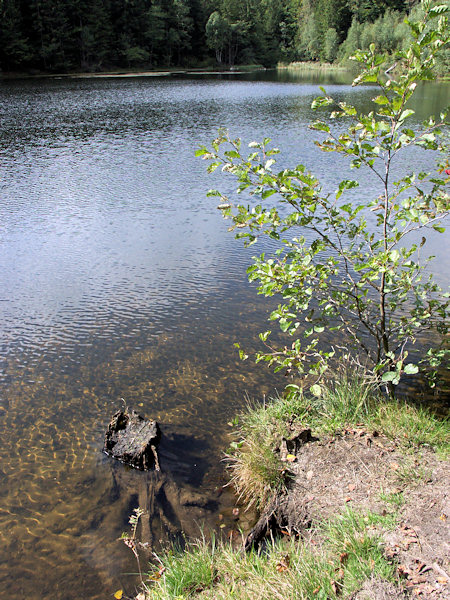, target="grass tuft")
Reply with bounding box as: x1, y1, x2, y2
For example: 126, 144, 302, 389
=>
371, 400, 450, 458
151, 536, 217, 597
